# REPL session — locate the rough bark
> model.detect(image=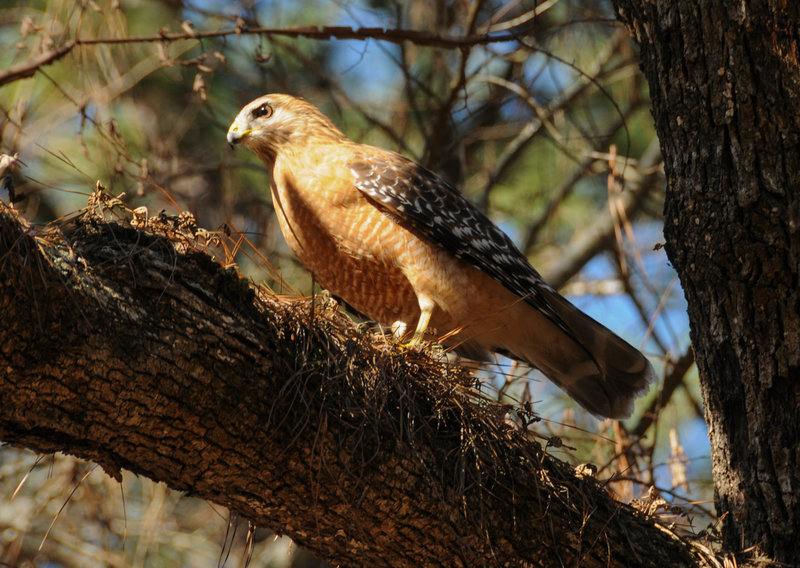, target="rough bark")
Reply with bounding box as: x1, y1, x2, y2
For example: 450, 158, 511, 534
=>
612, 1, 800, 564
0, 199, 708, 566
